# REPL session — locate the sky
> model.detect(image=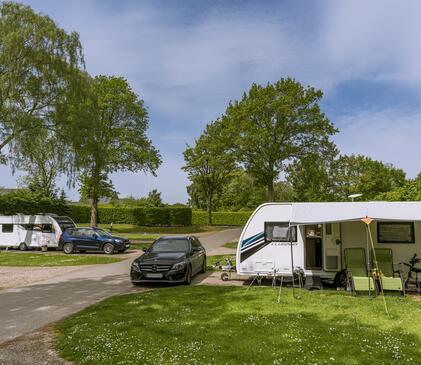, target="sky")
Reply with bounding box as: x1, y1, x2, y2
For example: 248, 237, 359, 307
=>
2, 0, 421, 202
